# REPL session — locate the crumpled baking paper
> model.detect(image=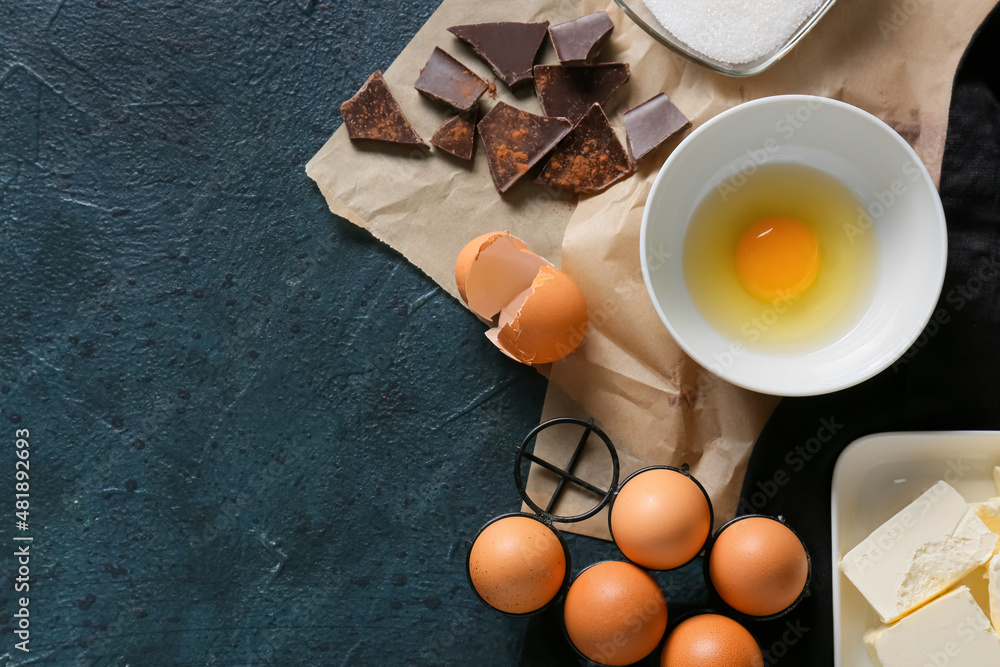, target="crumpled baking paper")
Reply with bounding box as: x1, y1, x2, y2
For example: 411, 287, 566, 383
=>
307, 0, 997, 538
